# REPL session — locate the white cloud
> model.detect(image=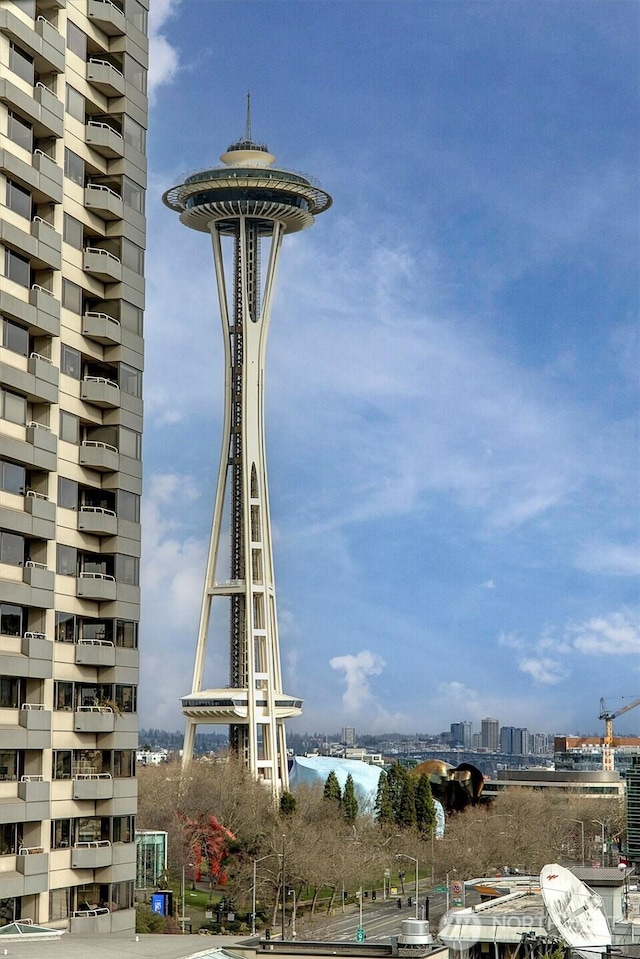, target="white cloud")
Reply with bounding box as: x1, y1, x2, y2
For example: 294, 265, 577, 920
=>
498, 631, 524, 650
569, 609, 640, 656
481, 579, 496, 589
575, 542, 640, 576
329, 650, 386, 712
148, 0, 182, 102
519, 657, 565, 685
